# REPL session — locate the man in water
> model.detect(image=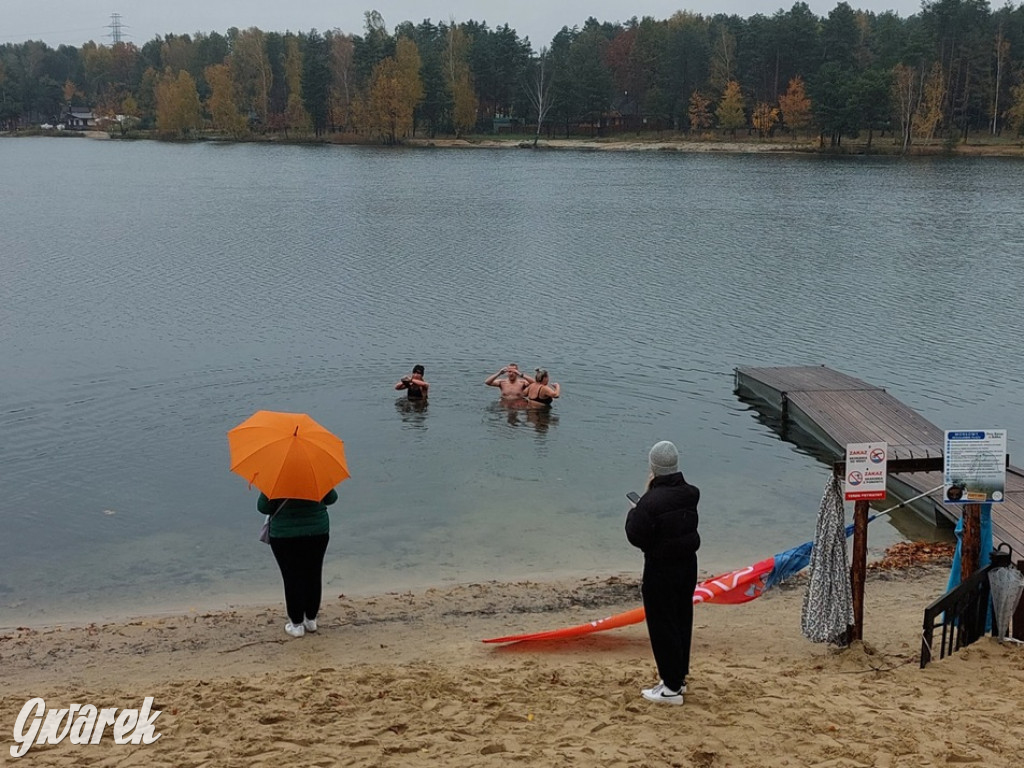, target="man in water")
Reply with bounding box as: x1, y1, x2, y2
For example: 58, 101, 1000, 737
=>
395, 364, 429, 400
485, 363, 532, 400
